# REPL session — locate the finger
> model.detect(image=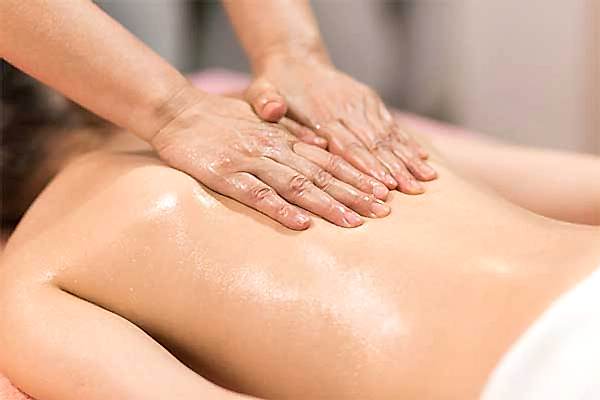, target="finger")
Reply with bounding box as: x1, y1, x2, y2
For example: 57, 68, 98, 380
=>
292, 141, 389, 200
324, 122, 397, 189
374, 145, 425, 195
364, 94, 393, 145
370, 100, 436, 182
394, 123, 430, 161
244, 77, 288, 122
414, 140, 430, 160
329, 113, 399, 190
249, 158, 364, 228
391, 135, 437, 182
280, 148, 390, 218
279, 117, 328, 148
222, 172, 311, 230
379, 101, 429, 160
